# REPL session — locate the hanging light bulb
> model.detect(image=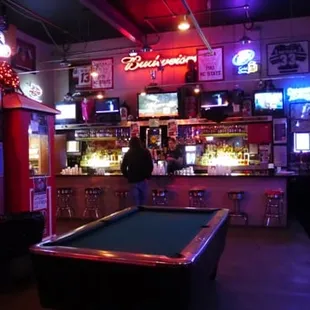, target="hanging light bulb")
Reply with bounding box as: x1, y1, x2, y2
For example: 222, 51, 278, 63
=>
129, 49, 138, 57
178, 15, 190, 31
97, 92, 104, 99
194, 85, 201, 94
